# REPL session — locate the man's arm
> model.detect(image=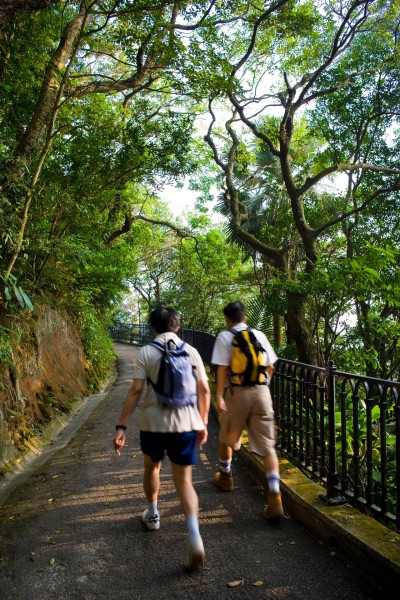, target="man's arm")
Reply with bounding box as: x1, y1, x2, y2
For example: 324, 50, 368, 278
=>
266, 364, 275, 380
196, 378, 211, 446
113, 378, 145, 455
215, 364, 229, 413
